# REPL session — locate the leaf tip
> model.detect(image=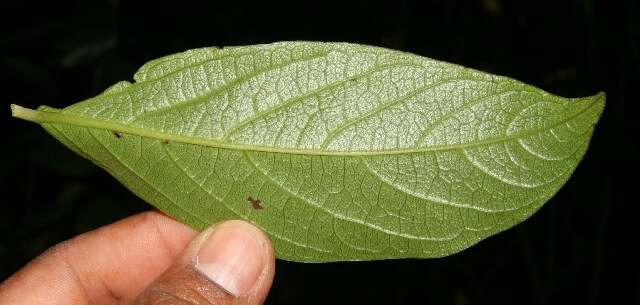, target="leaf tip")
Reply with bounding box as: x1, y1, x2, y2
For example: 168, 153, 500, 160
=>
596, 91, 606, 103
592, 91, 606, 116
